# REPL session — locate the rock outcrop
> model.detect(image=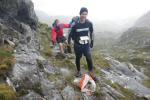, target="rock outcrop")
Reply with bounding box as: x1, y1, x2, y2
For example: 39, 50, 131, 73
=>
0, 0, 38, 30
